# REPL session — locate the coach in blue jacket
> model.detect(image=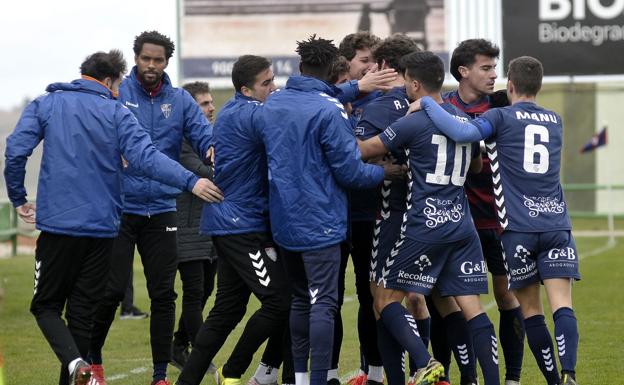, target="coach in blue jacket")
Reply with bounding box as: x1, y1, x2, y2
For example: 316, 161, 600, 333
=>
256, 35, 402, 385
88, 31, 218, 385
3, 50, 218, 385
